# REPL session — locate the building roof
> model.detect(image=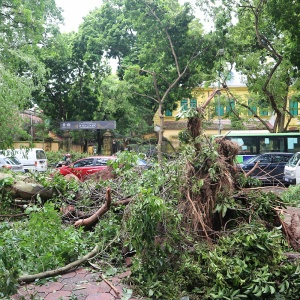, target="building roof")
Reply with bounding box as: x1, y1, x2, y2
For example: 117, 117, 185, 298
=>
21, 111, 43, 124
